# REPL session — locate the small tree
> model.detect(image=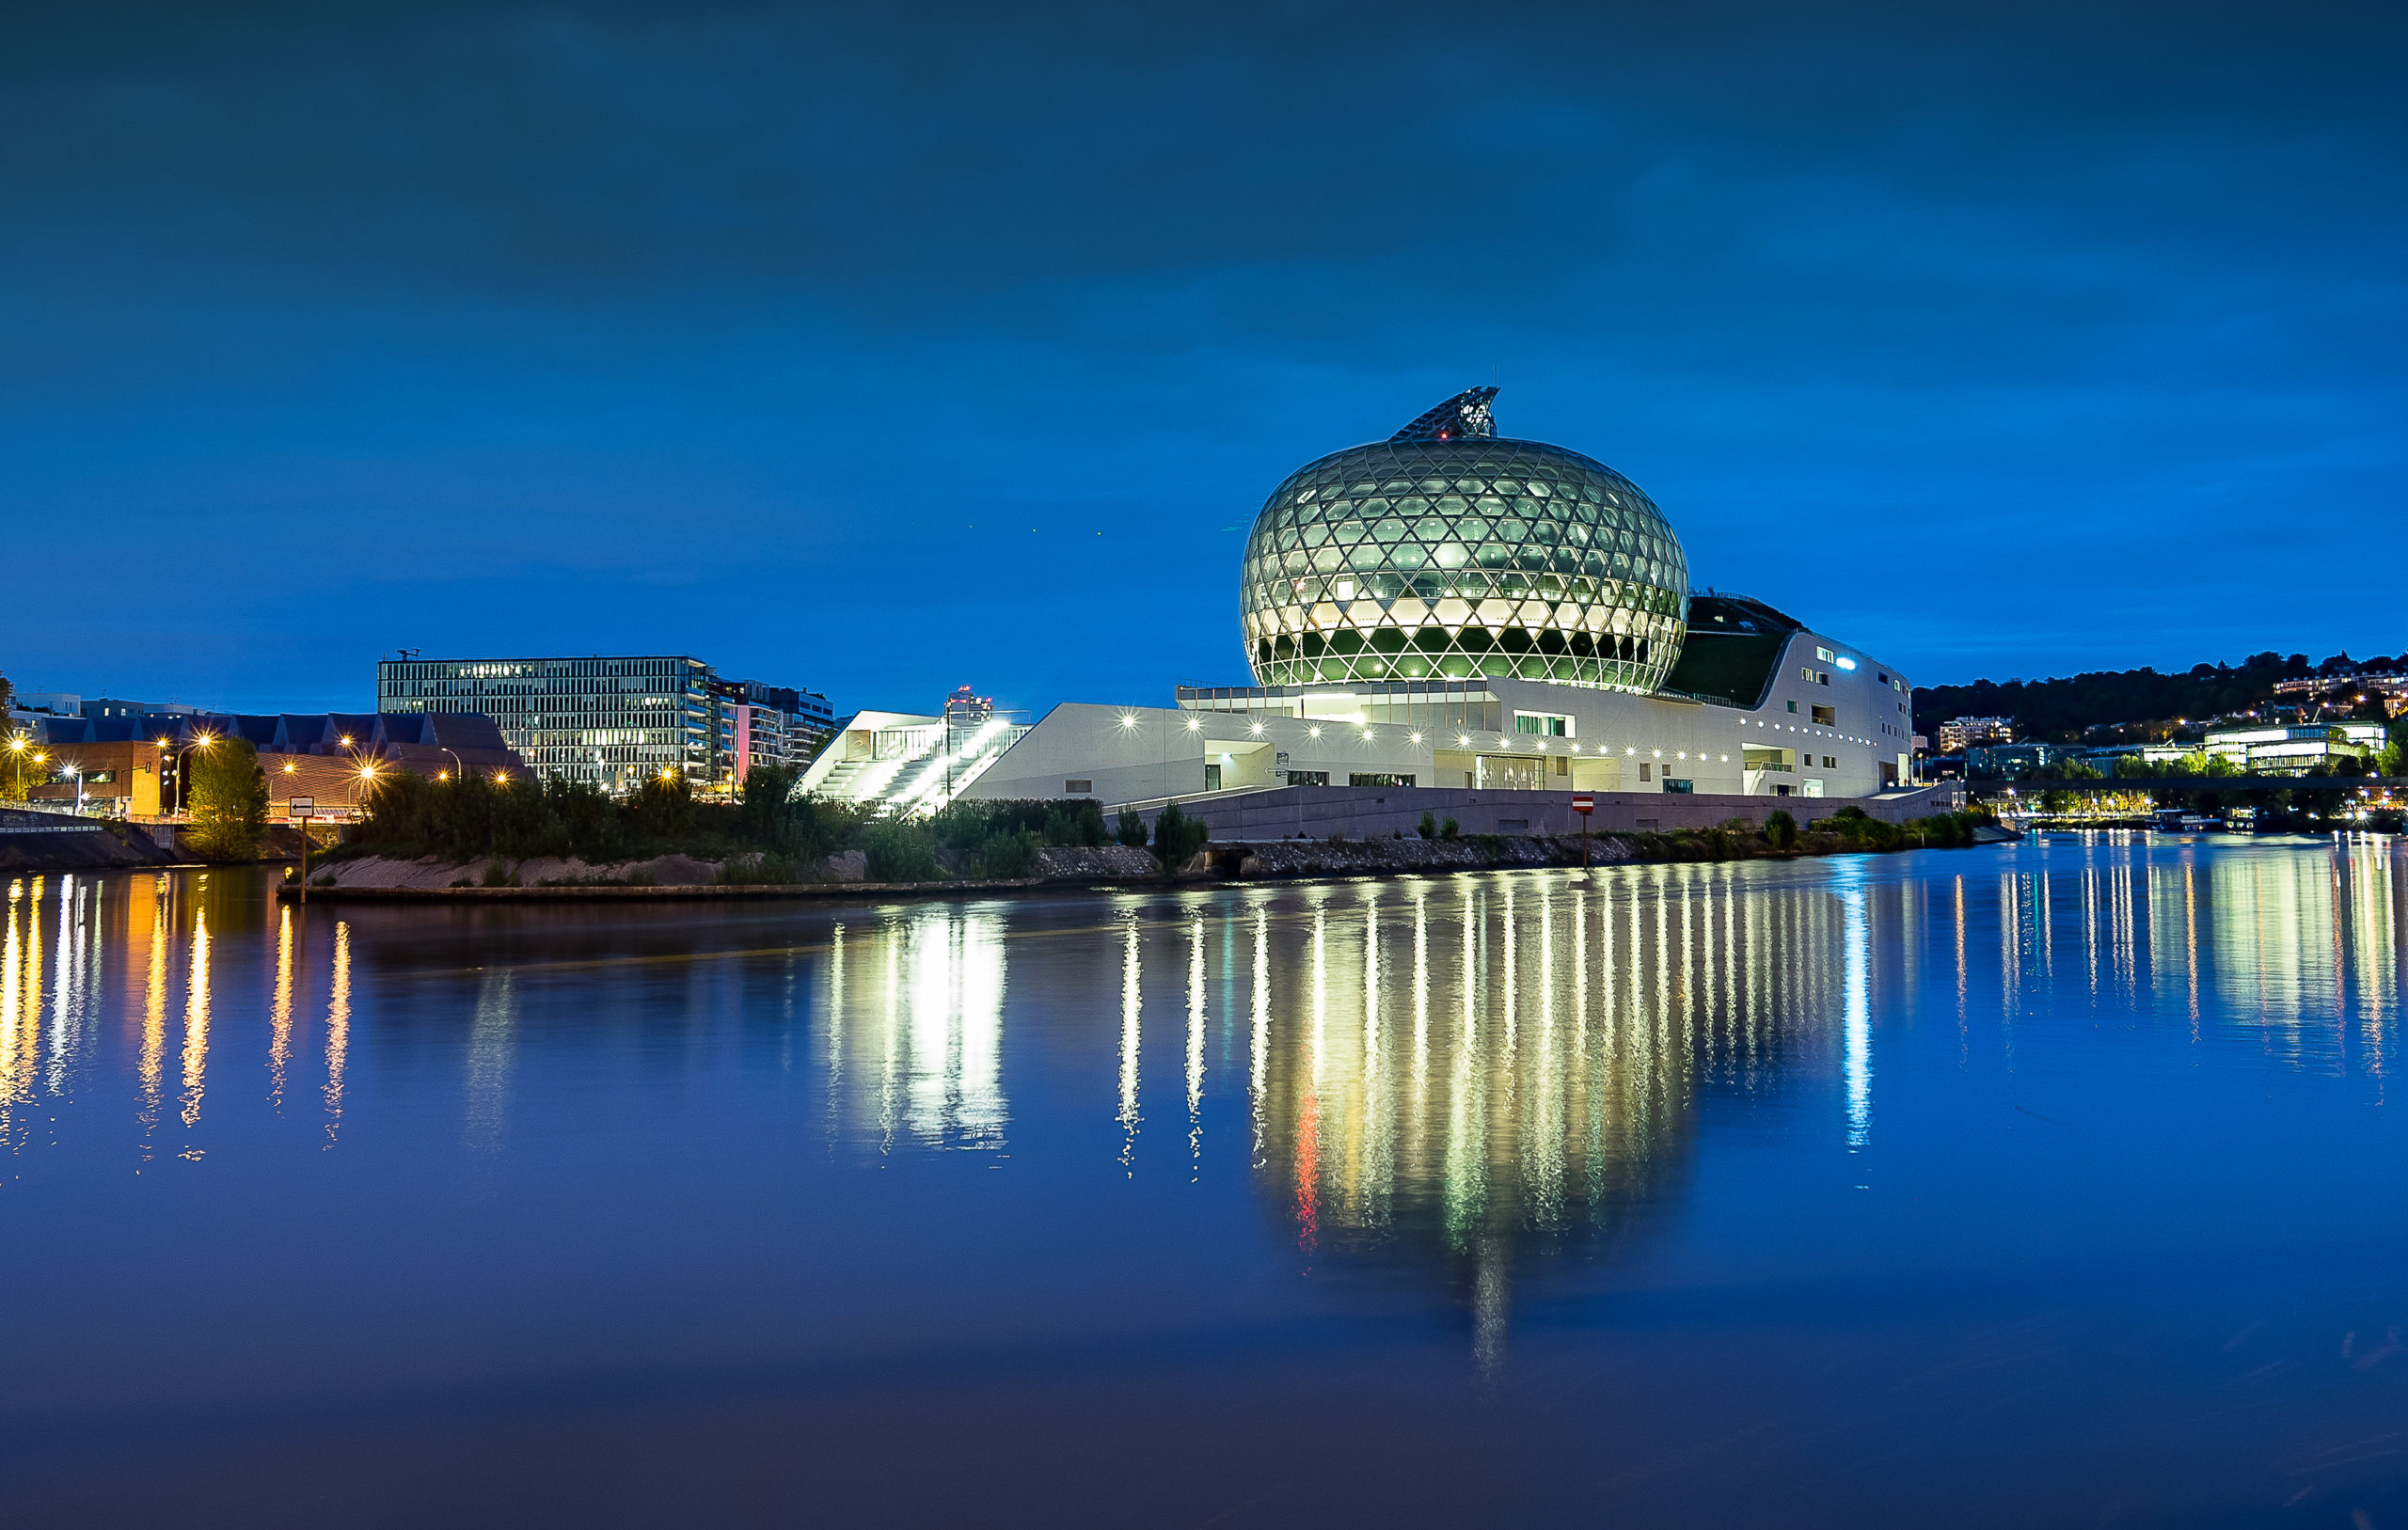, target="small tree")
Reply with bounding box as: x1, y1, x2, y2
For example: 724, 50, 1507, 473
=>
1153, 803, 1210, 870
1116, 810, 1149, 847
1418, 811, 1437, 840
1765, 808, 1798, 852
1, 733, 48, 800
1440, 816, 1459, 839
187, 737, 270, 859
